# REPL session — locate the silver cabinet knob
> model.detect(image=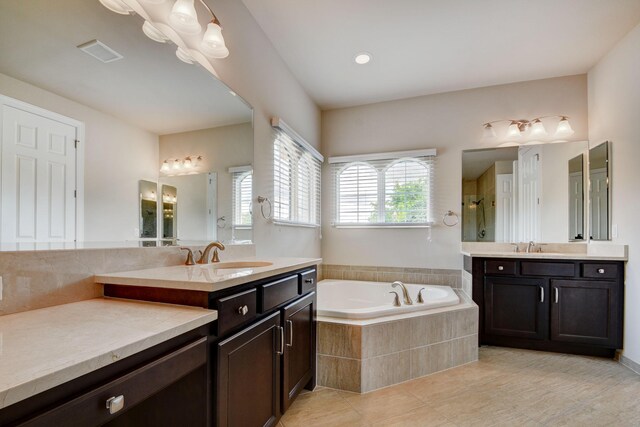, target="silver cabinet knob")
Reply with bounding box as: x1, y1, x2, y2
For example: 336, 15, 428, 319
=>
598, 268, 605, 274
498, 266, 504, 271
106, 395, 125, 414
237, 305, 249, 315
